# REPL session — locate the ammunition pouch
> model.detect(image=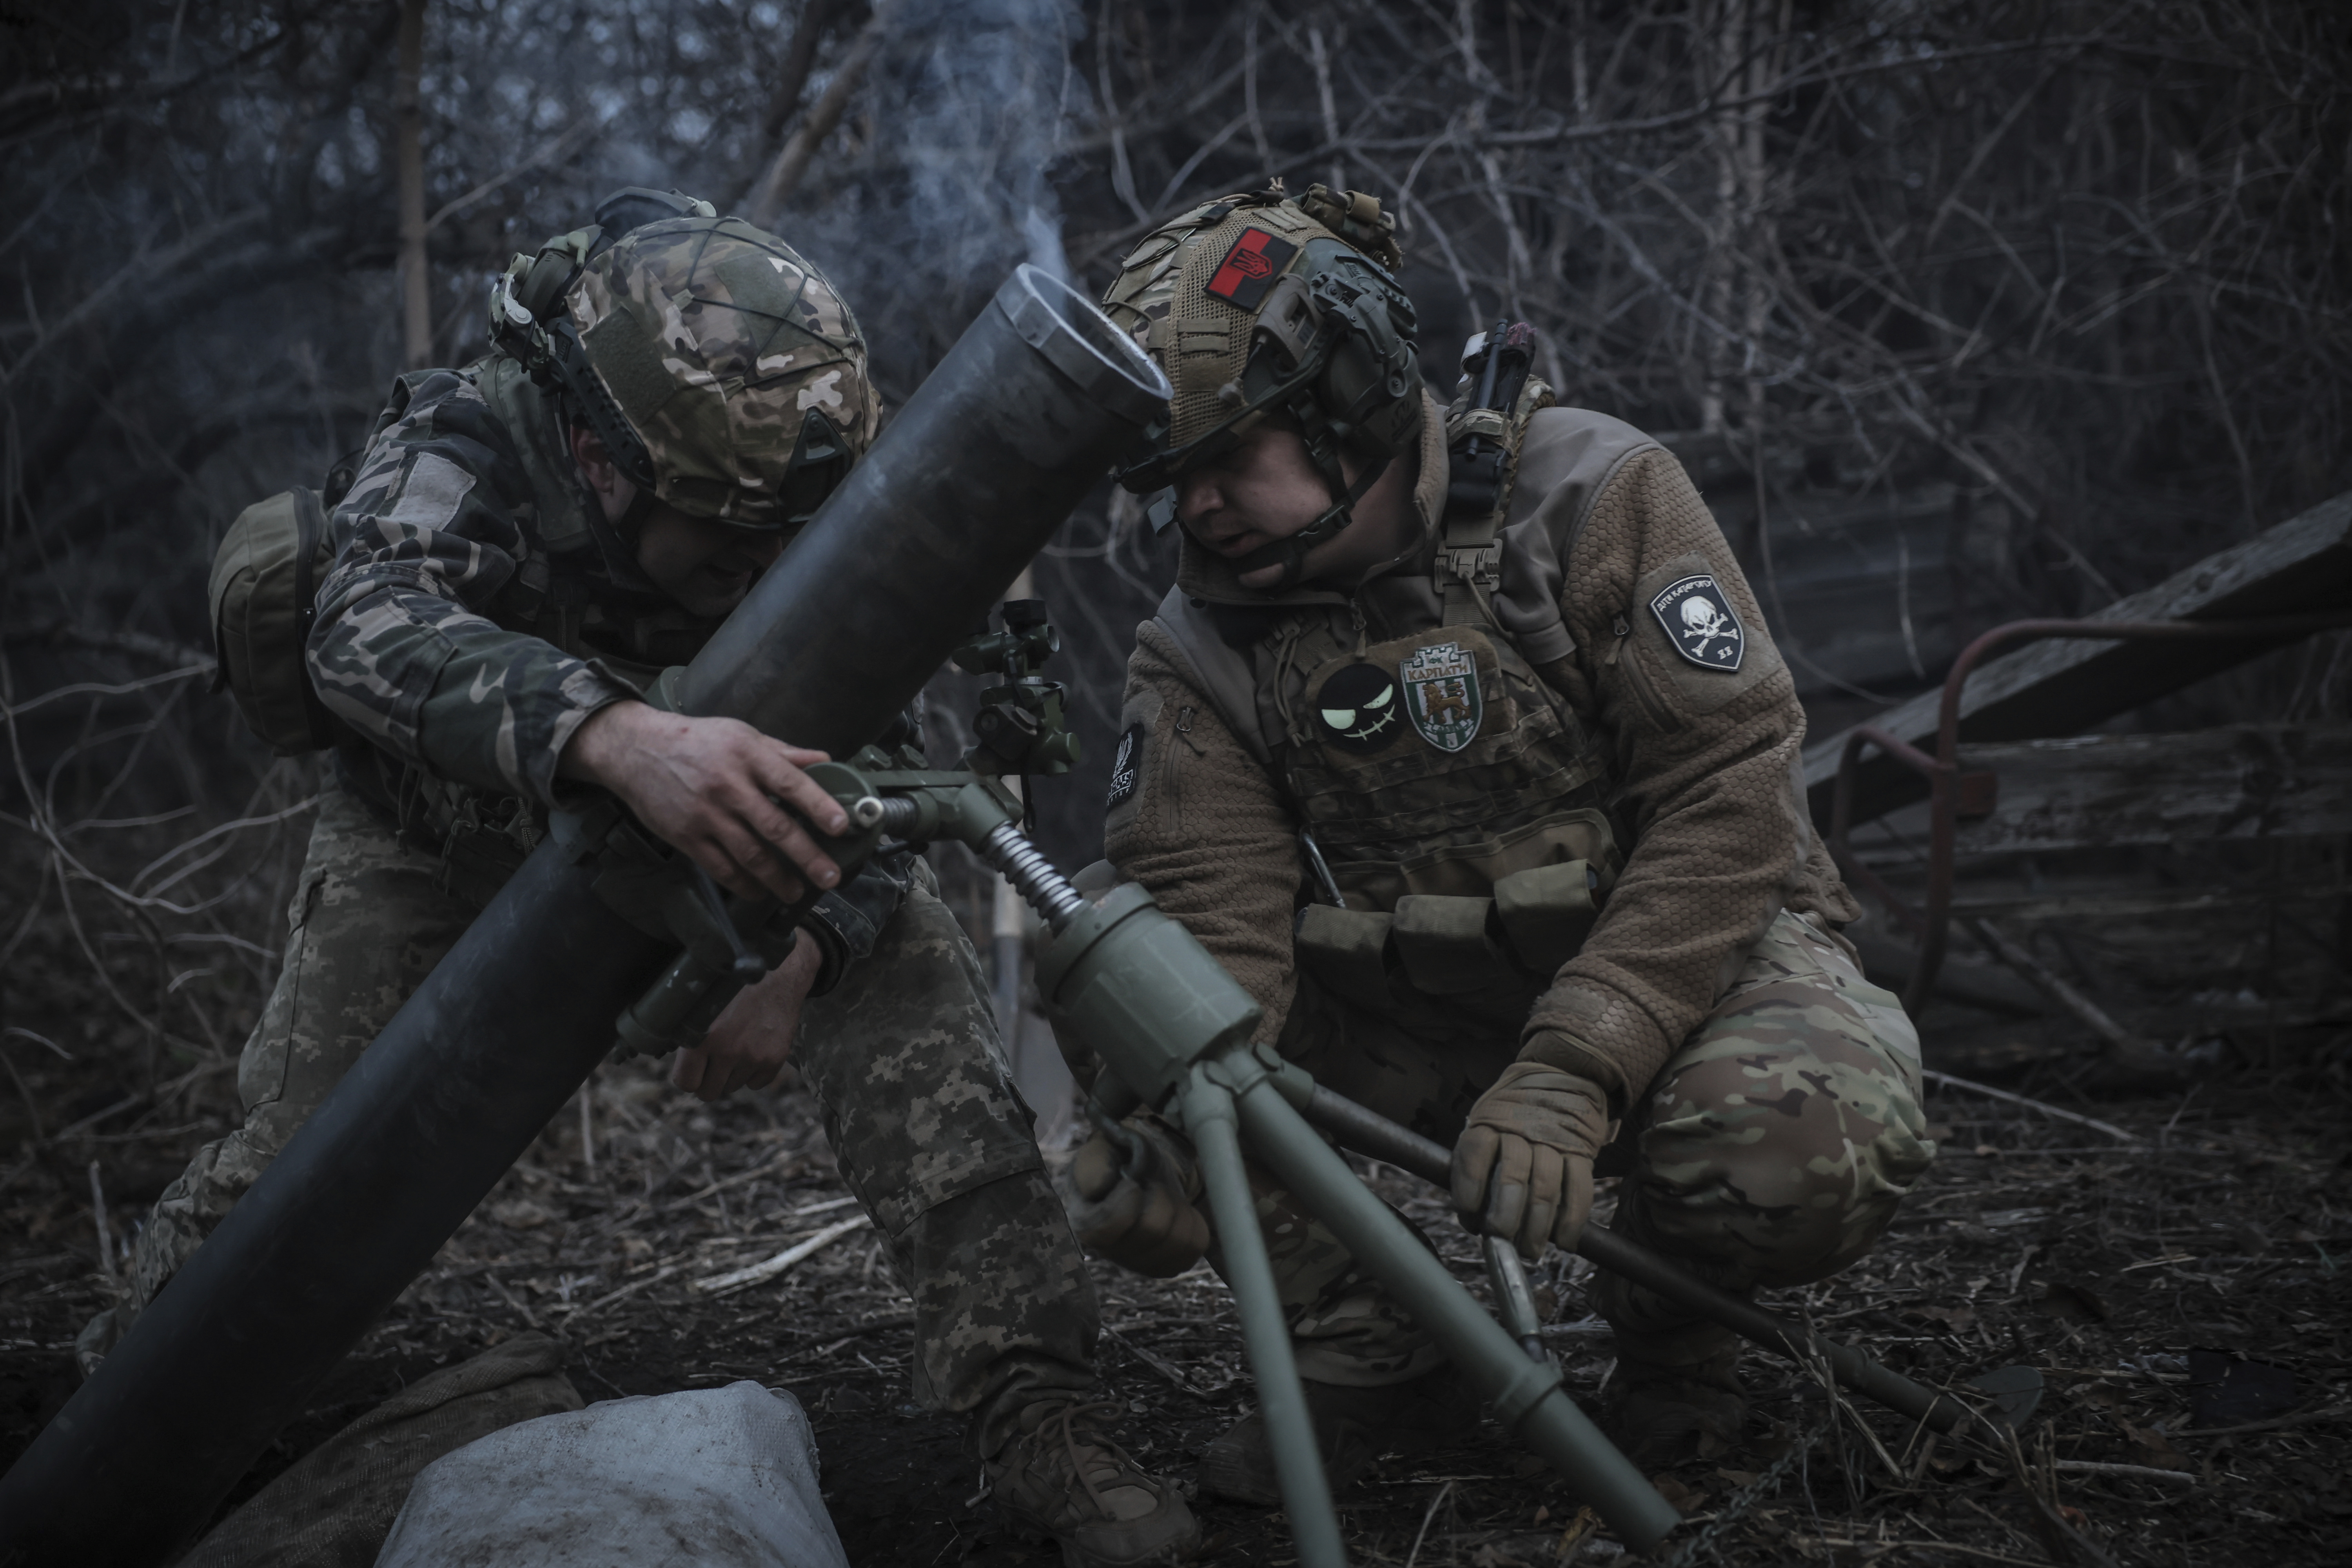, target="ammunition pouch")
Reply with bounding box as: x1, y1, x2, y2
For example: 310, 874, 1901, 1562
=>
208, 486, 345, 757
1293, 859, 1610, 1008
1491, 860, 1605, 974
1393, 893, 1506, 995
1294, 904, 1395, 1005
